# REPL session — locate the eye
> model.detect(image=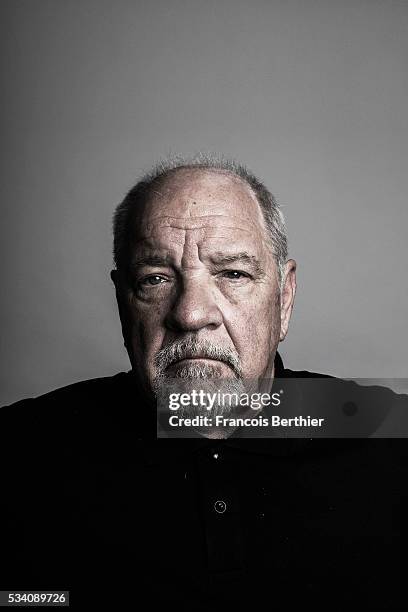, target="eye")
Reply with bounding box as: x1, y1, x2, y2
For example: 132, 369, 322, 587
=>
221, 270, 251, 280
139, 275, 168, 287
